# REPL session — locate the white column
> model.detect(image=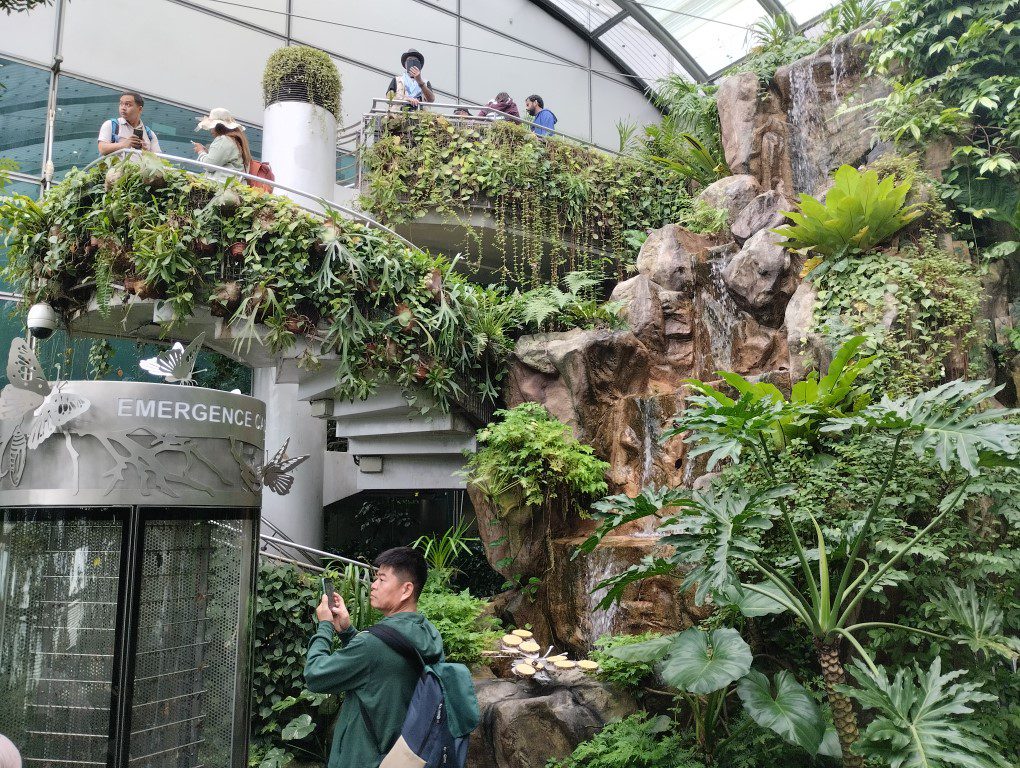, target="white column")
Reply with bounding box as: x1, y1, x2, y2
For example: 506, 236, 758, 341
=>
253, 367, 325, 548
261, 101, 337, 210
